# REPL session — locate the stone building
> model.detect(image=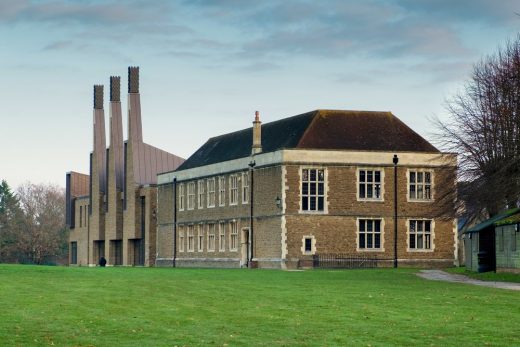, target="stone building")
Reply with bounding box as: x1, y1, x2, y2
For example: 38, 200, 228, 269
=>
156, 110, 458, 269
66, 67, 184, 266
